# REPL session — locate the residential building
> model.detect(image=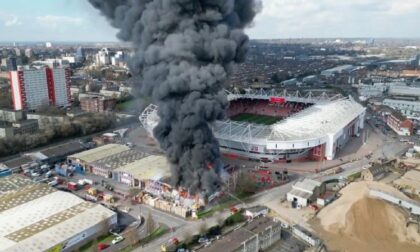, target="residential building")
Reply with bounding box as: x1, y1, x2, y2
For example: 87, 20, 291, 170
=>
11, 119, 39, 135
80, 95, 116, 113
386, 110, 413, 136
0, 124, 14, 138
95, 48, 110, 66
9, 68, 71, 110
26, 114, 66, 129
287, 179, 326, 207
0, 109, 23, 123
1, 56, 17, 71
24, 48, 33, 58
